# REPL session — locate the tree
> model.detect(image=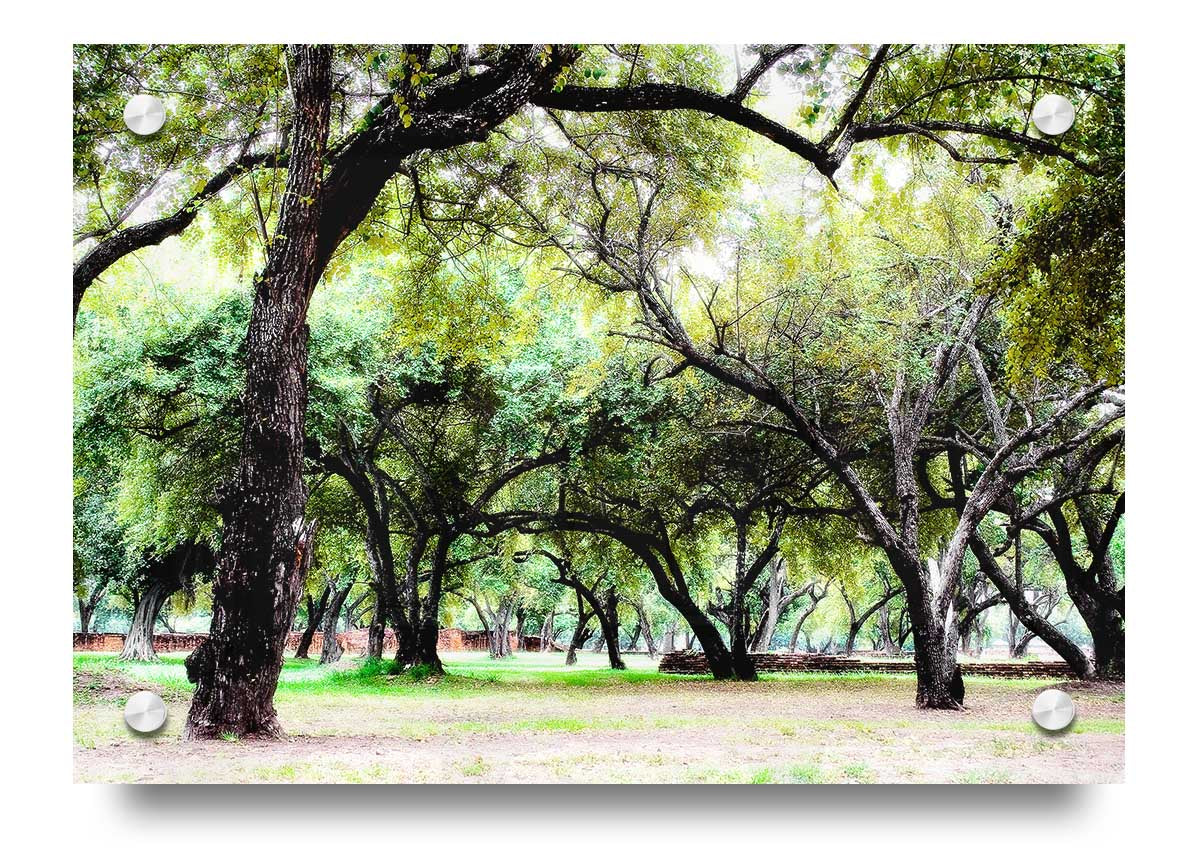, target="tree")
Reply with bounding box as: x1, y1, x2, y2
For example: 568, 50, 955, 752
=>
516, 543, 627, 670
119, 541, 214, 661
838, 563, 904, 655
182, 45, 331, 739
